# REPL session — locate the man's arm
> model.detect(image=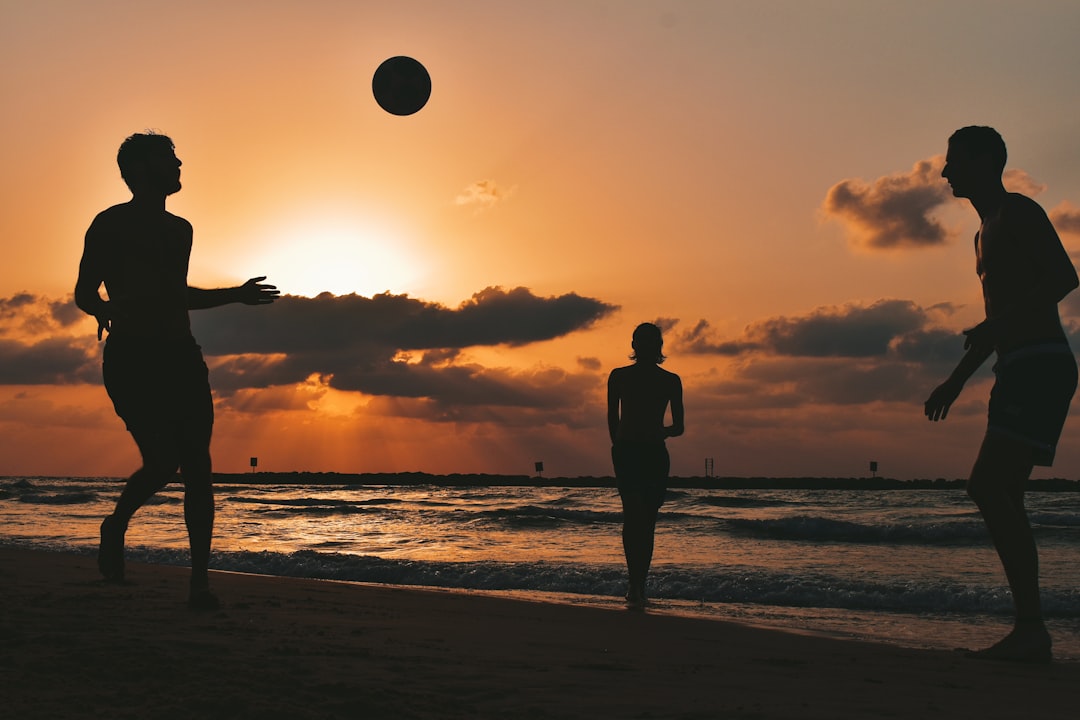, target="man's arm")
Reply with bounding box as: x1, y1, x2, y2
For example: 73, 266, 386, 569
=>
188, 276, 279, 310
924, 341, 994, 422
74, 220, 111, 340
995, 198, 1079, 321
665, 375, 685, 438
1019, 199, 1079, 305
607, 370, 621, 444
